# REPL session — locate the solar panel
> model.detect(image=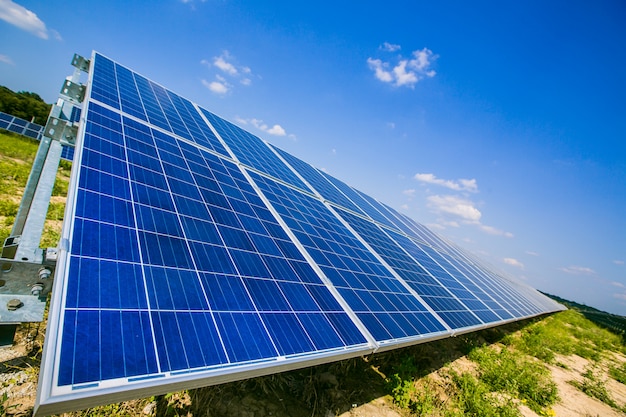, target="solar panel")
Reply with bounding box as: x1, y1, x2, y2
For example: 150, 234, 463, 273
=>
35, 51, 564, 415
